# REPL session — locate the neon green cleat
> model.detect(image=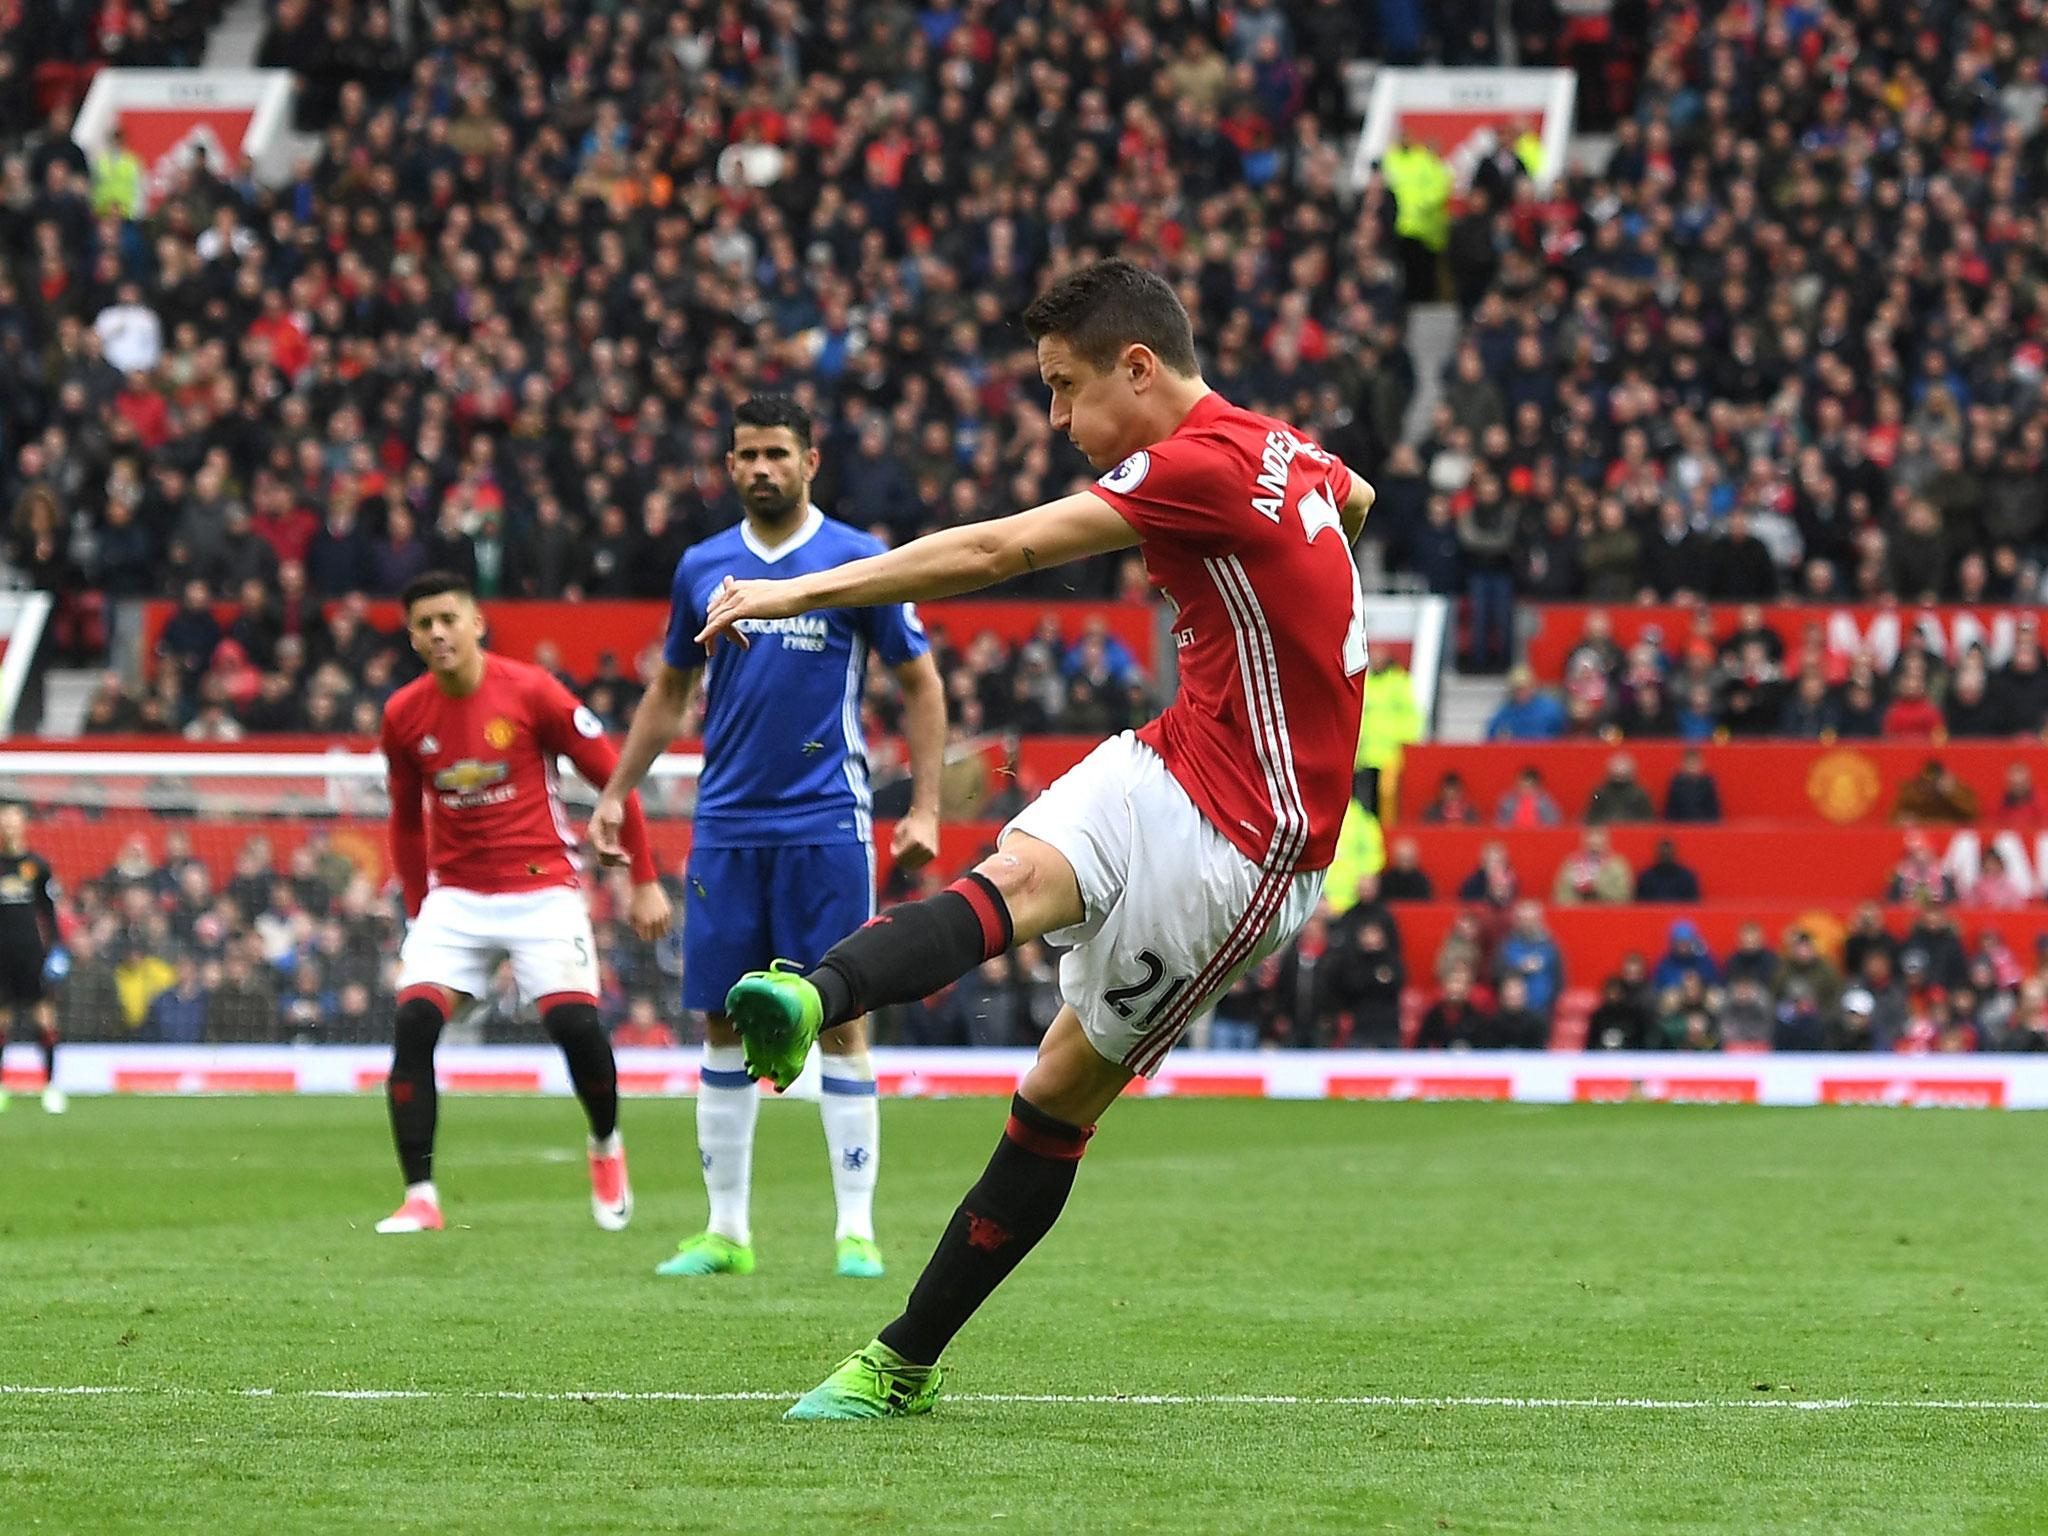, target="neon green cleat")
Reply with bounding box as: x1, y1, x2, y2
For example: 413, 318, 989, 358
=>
725, 961, 824, 1092
835, 1236, 885, 1279
784, 1341, 942, 1421
654, 1231, 756, 1277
